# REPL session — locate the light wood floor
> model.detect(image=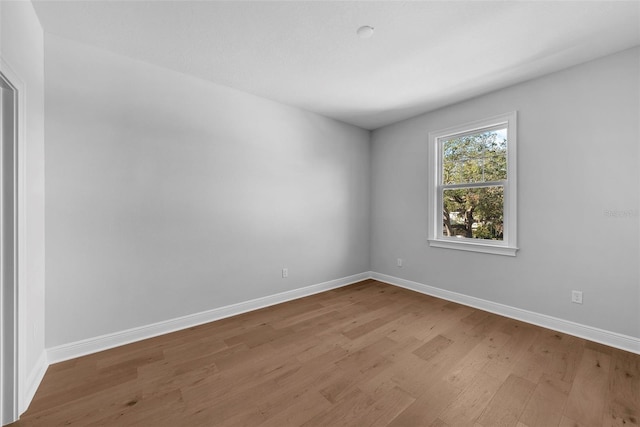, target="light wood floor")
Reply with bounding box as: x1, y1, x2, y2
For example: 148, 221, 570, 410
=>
10, 280, 639, 426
